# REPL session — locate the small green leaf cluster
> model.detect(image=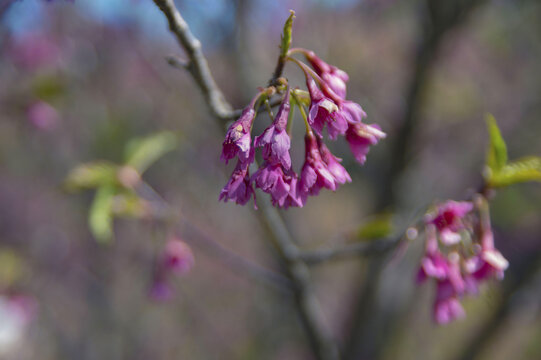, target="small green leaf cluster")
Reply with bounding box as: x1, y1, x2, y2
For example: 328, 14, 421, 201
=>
484, 114, 541, 188
65, 132, 178, 243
